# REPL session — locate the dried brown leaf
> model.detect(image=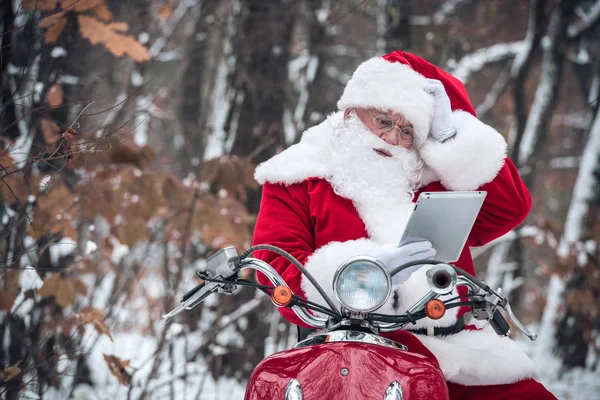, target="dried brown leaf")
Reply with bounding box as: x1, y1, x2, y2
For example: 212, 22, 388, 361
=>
67, 0, 104, 12
79, 307, 105, 321
78, 15, 151, 62
46, 84, 64, 107
105, 34, 151, 62
103, 354, 130, 385
3, 361, 22, 382
37, 273, 61, 299
108, 22, 128, 32
62, 127, 77, 141
0, 172, 31, 205
39, 10, 66, 27
0, 151, 16, 172
92, 319, 113, 341
22, 0, 60, 10
157, 0, 173, 20
72, 278, 88, 296
41, 118, 61, 146
56, 278, 77, 307
44, 16, 67, 43
0, 288, 17, 312
6, 270, 22, 294
92, 3, 112, 21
